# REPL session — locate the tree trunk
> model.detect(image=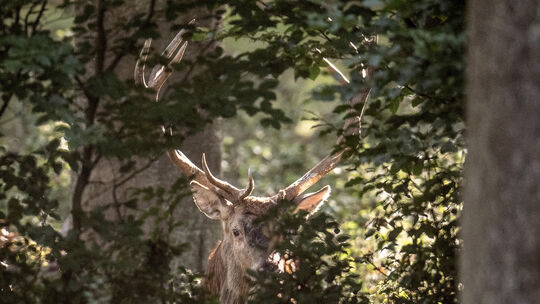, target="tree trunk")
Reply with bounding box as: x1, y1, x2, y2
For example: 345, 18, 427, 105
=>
75, 1, 221, 272
463, 1, 540, 303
